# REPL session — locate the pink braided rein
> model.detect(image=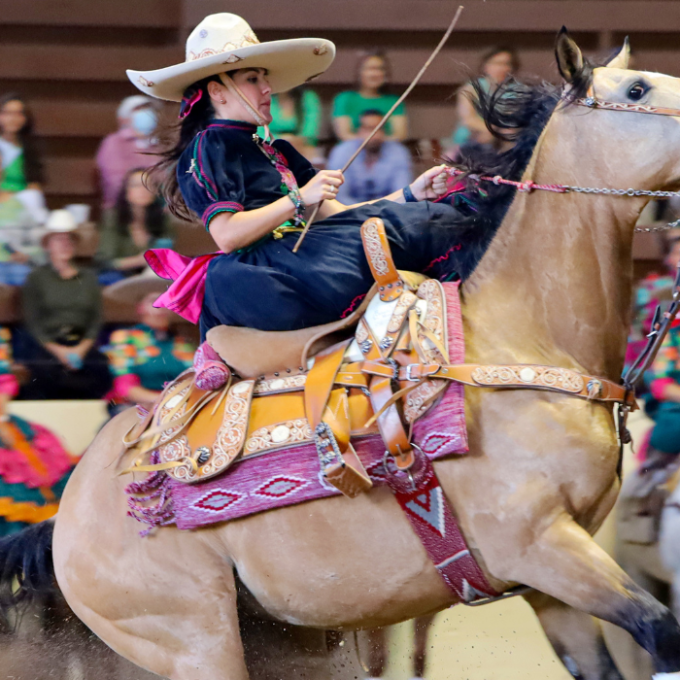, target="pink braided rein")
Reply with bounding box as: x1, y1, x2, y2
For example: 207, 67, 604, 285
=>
445, 167, 569, 194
